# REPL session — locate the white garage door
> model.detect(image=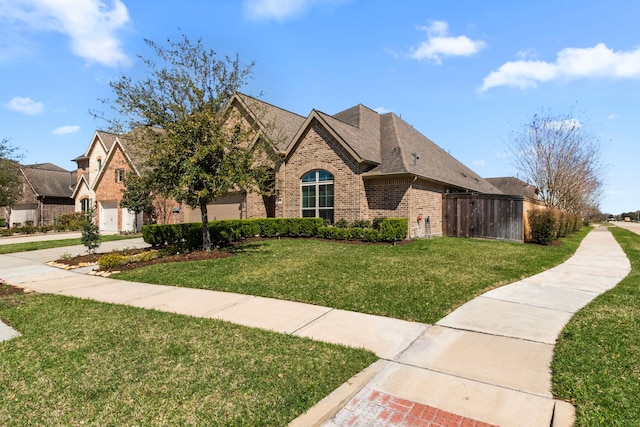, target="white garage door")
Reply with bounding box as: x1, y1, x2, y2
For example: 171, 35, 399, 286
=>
10, 204, 36, 227
100, 201, 118, 232
121, 208, 141, 232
